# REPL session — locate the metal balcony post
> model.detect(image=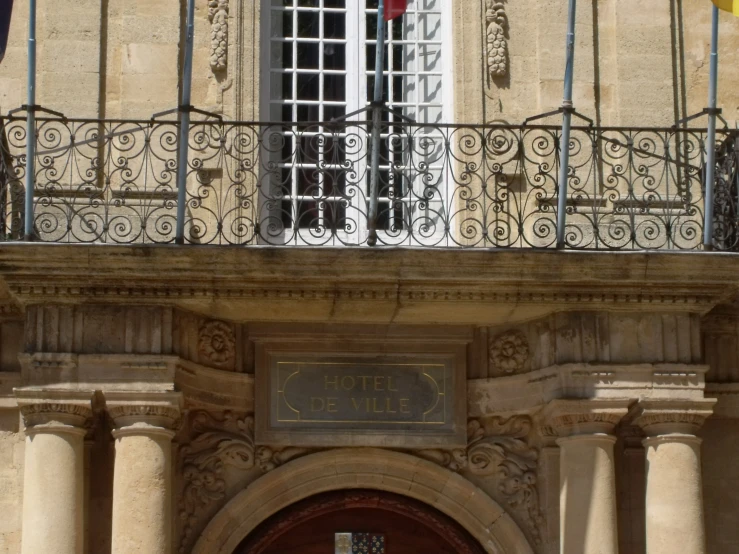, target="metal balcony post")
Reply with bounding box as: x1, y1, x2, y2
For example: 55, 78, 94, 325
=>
367, 0, 386, 247
556, 0, 577, 249
23, 0, 36, 241
702, 5, 719, 250
175, 0, 196, 244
